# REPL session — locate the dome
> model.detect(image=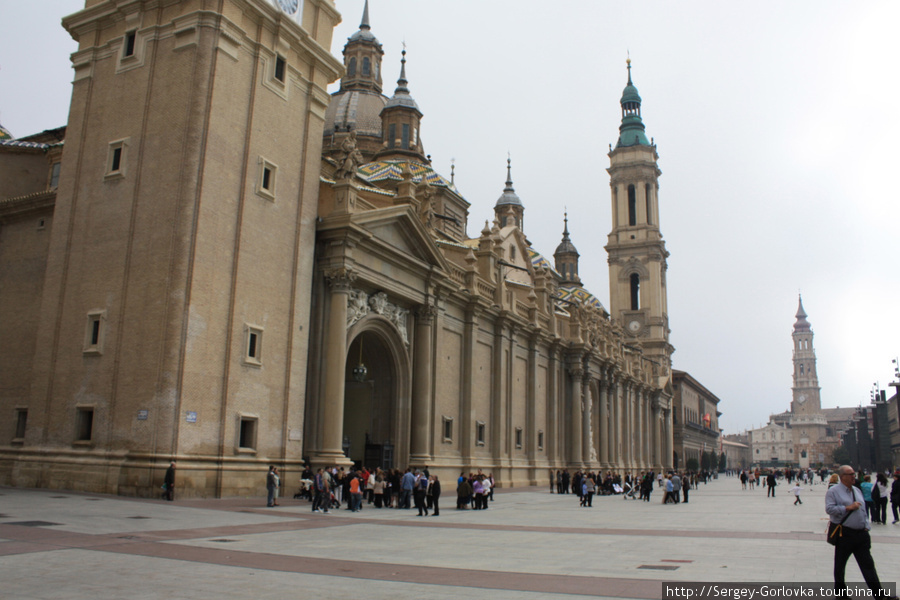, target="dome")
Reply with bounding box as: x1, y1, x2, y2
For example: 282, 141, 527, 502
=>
621, 82, 642, 105
347, 0, 379, 45
554, 213, 578, 256
555, 238, 577, 255
0, 122, 12, 140
495, 158, 522, 207
348, 27, 378, 43
324, 90, 387, 137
